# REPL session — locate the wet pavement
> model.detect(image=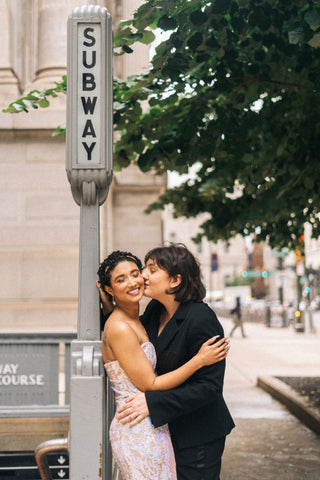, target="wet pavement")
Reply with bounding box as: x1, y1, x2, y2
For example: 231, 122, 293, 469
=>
219, 315, 320, 480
